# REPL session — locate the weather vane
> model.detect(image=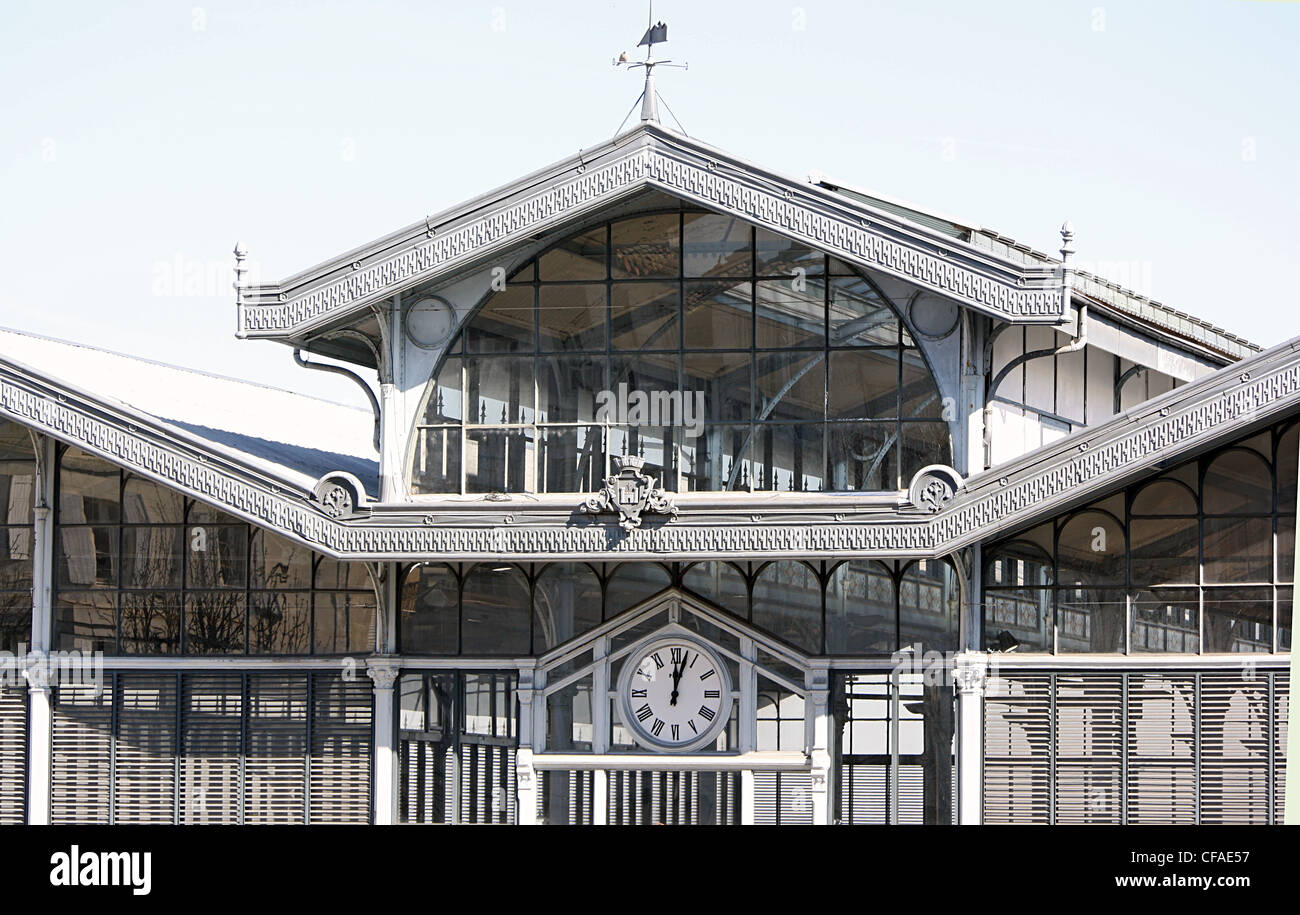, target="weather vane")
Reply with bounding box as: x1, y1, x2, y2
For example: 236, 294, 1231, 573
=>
613, 4, 687, 131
